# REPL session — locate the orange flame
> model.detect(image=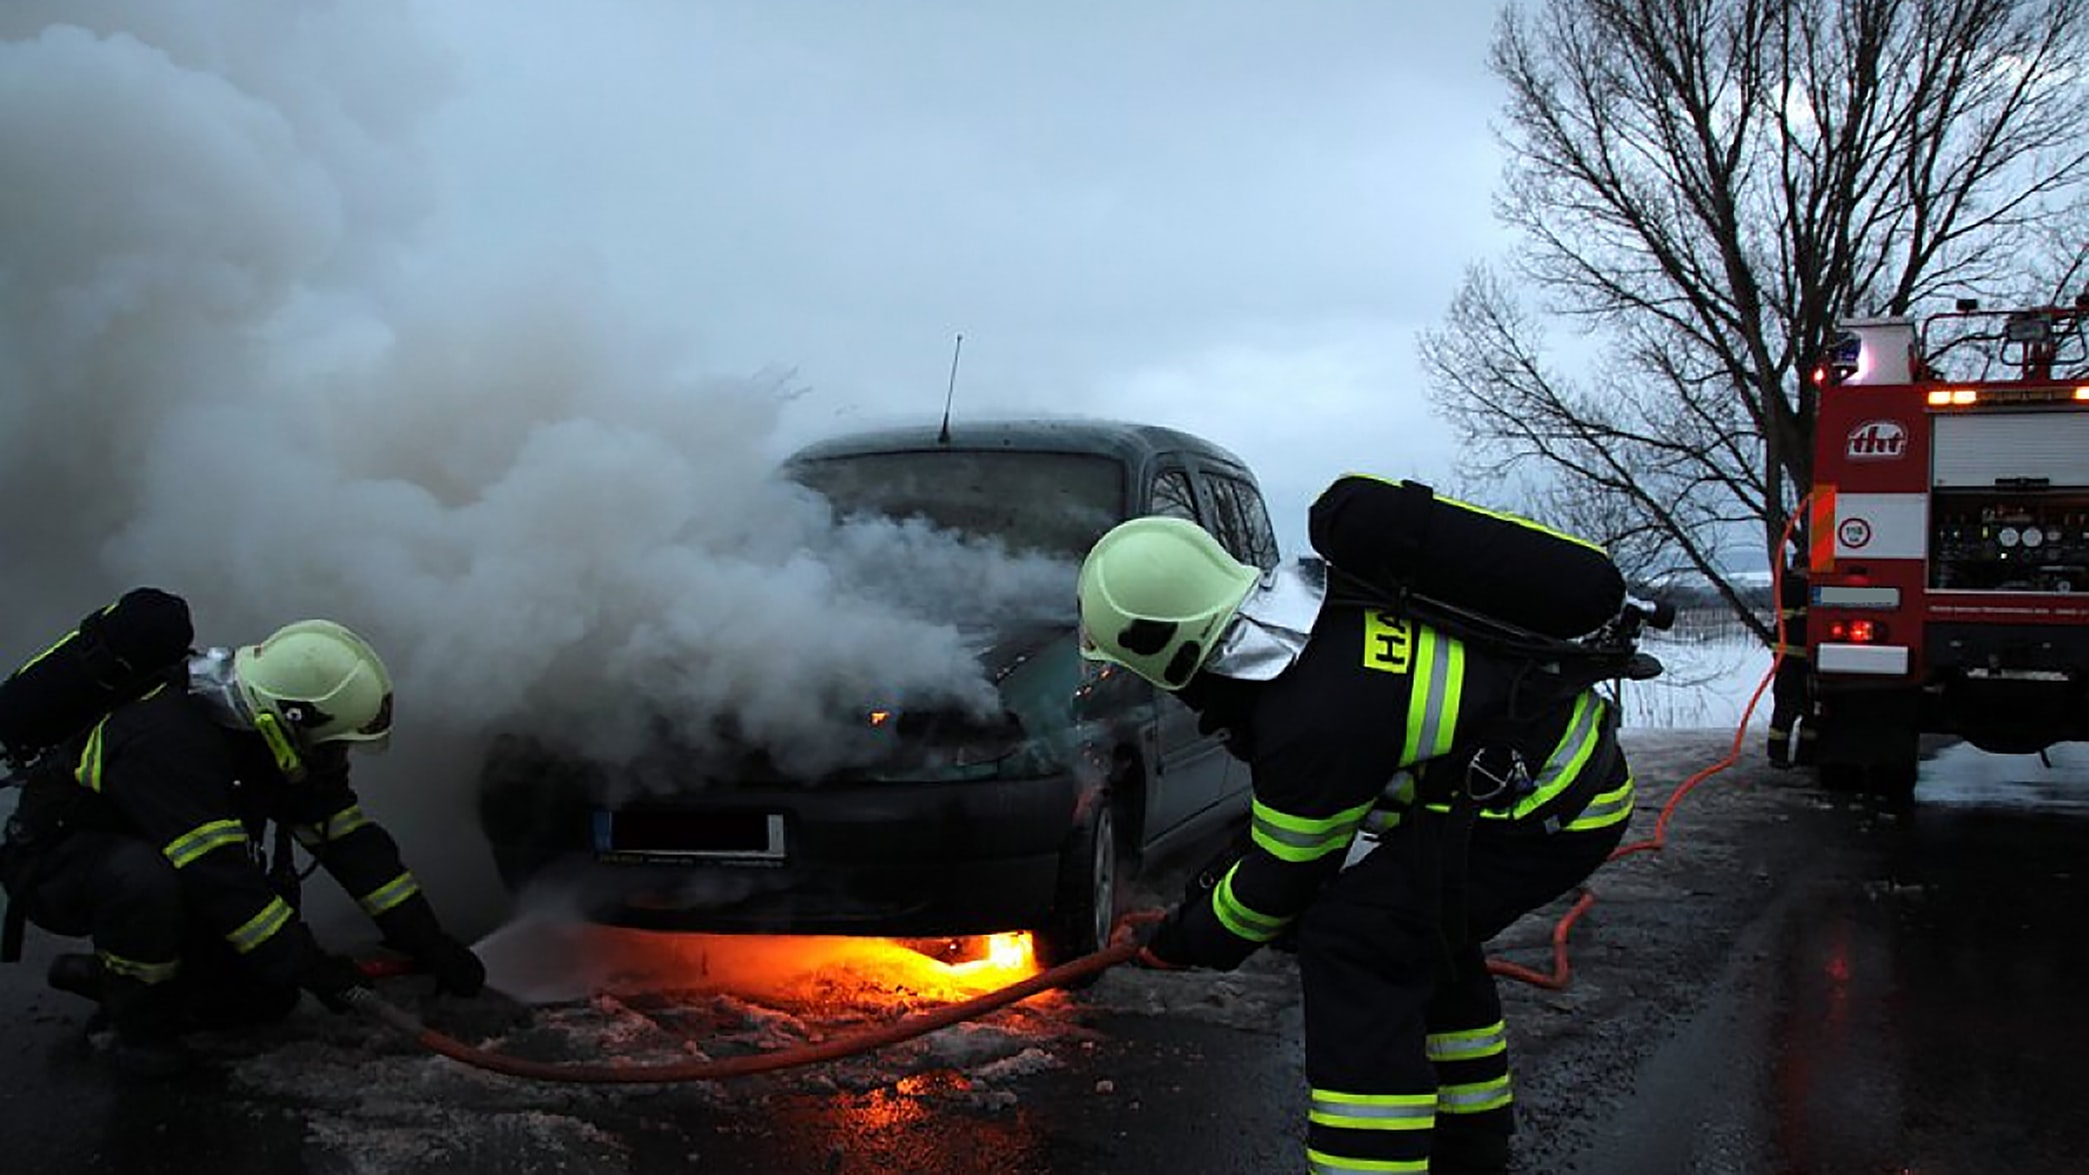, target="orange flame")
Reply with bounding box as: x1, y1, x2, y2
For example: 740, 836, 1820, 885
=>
564, 928, 1048, 1014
